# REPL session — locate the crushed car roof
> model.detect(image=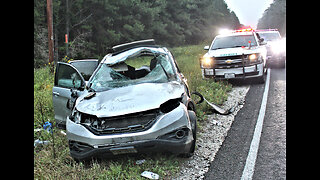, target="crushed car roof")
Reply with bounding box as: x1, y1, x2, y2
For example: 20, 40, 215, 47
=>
101, 47, 167, 66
